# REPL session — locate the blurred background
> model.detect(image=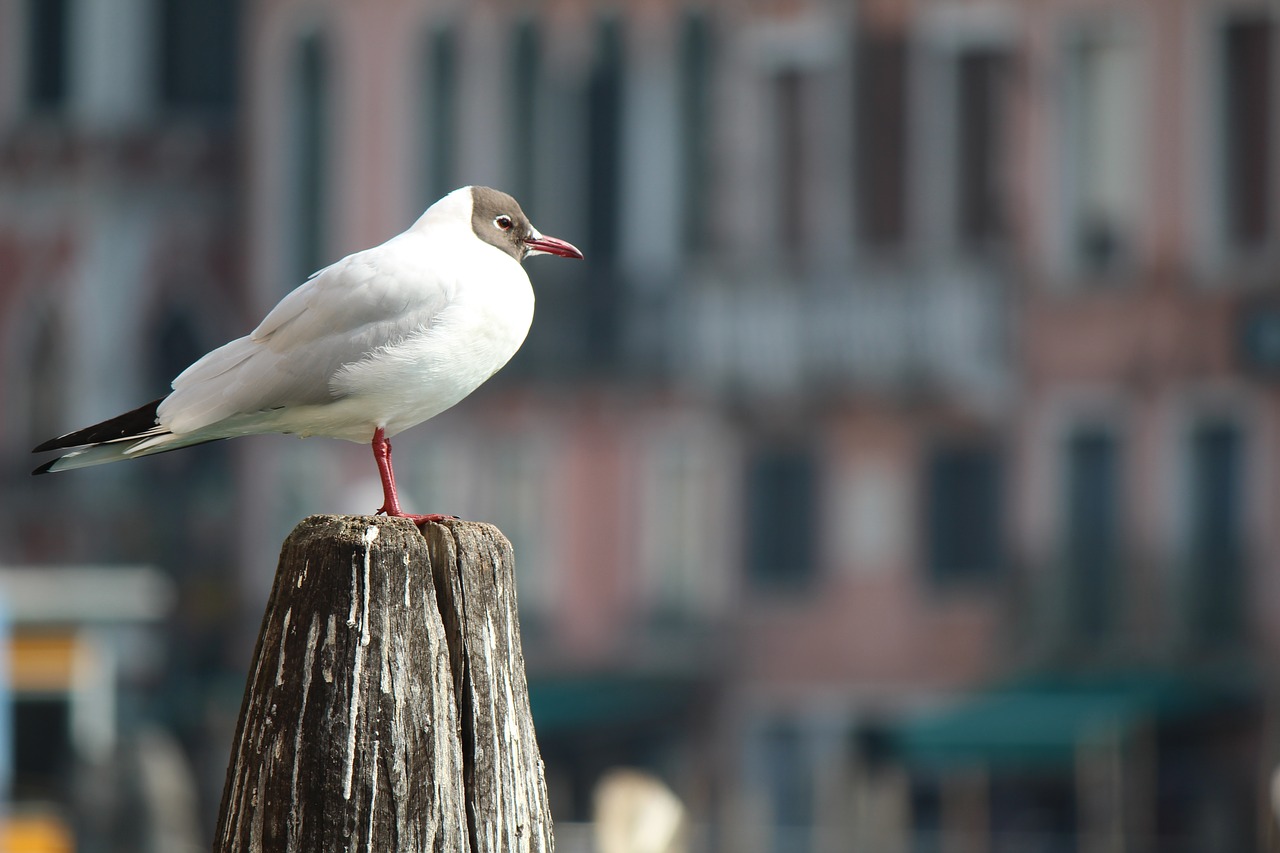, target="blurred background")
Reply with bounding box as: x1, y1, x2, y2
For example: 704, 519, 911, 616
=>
0, 0, 1278, 850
